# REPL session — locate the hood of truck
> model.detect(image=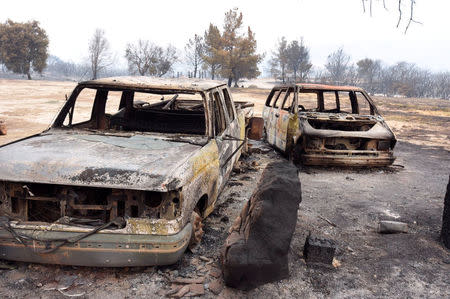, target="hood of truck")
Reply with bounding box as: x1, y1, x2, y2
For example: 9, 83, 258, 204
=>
0, 130, 204, 191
